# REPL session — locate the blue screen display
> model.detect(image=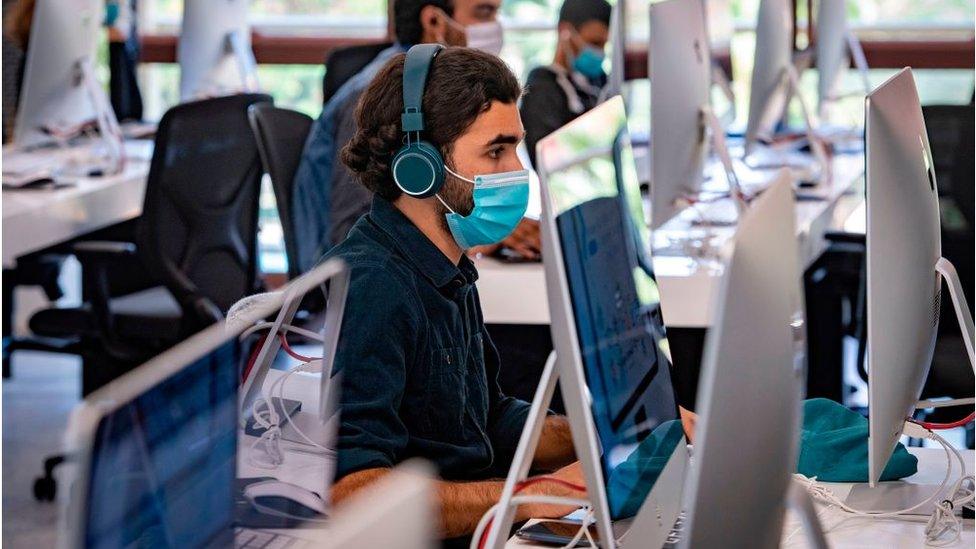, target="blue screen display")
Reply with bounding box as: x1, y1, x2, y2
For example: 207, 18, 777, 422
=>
85, 341, 240, 548
541, 99, 682, 519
